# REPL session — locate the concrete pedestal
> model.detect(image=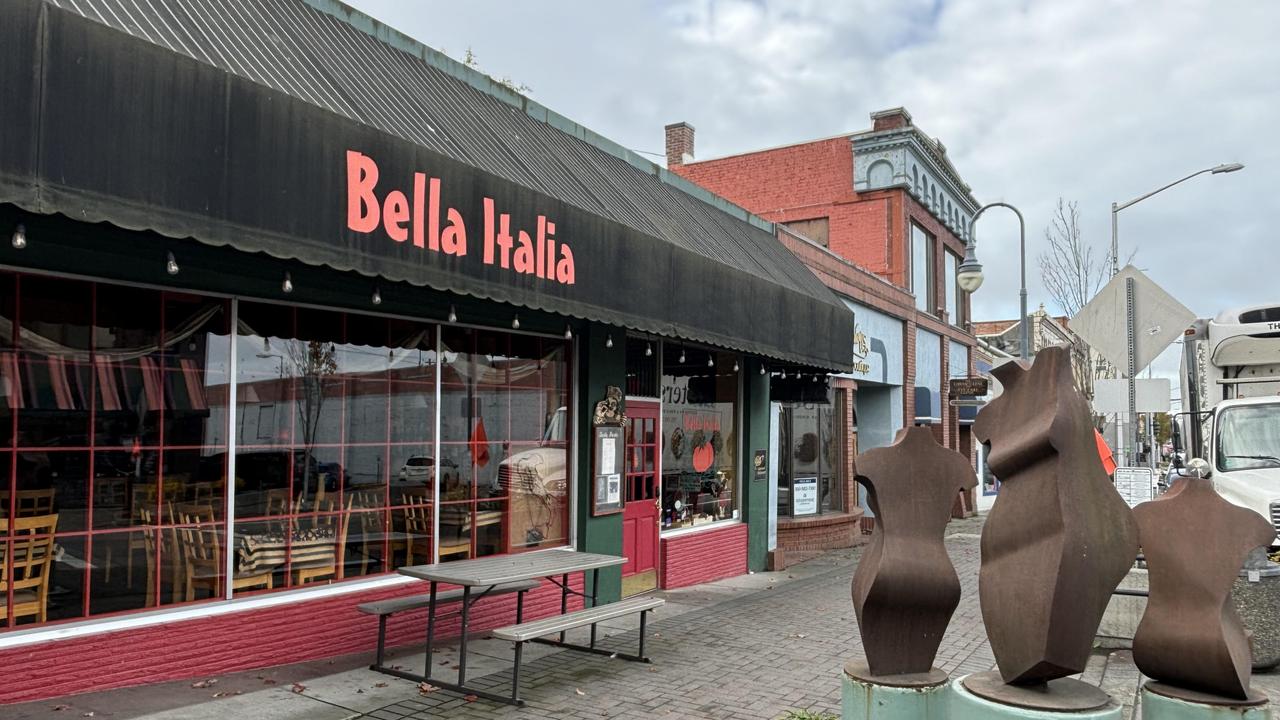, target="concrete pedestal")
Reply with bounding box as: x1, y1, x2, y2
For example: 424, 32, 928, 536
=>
1141, 682, 1271, 719
841, 661, 949, 720
951, 673, 1122, 720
